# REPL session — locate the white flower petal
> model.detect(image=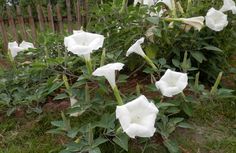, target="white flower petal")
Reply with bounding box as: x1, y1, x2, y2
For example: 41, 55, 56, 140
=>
180, 16, 205, 31
126, 37, 146, 57
134, 0, 155, 7
8, 41, 34, 58
155, 69, 188, 97
64, 31, 105, 58
19, 41, 35, 49
70, 97, 79, 117
220, 0, 236, 14
92, 63, 124, 88
158, 0, 173, 10
116, 95, 159, 138
205, 8, 228, 31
